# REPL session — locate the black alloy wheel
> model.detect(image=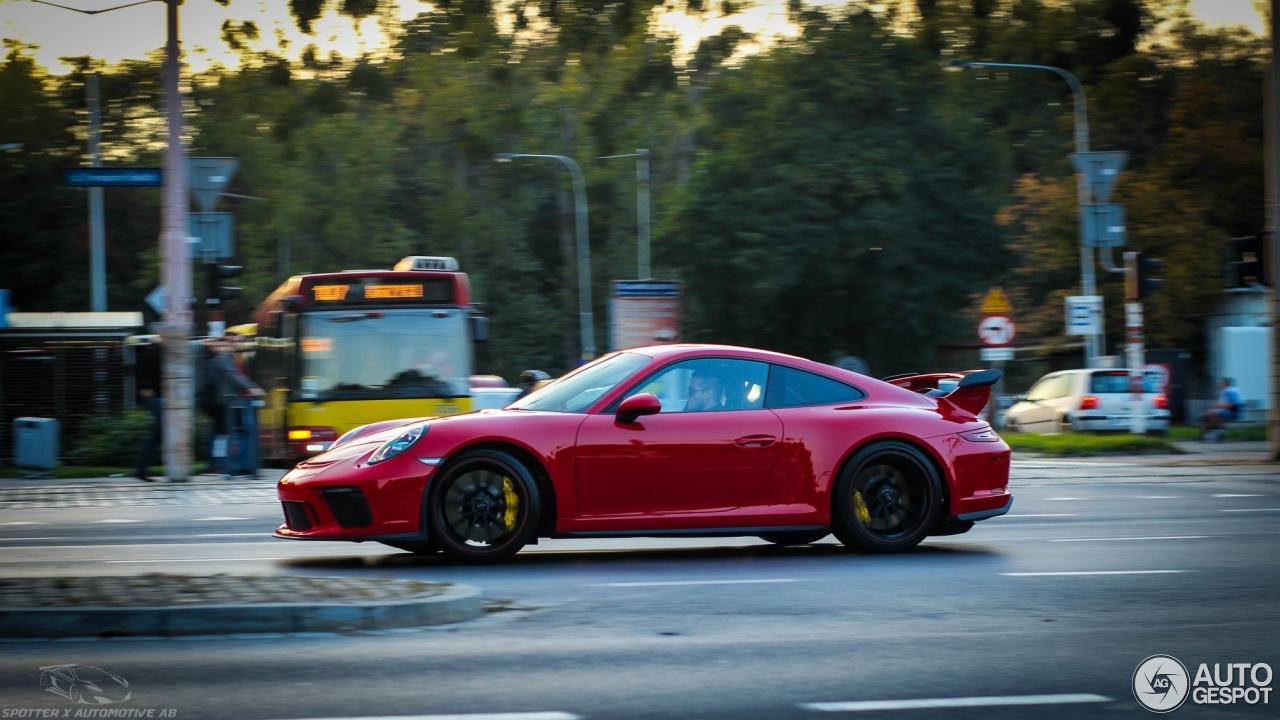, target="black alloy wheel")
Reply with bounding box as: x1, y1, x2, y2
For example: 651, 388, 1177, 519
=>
427, 448, 541, 563
832, 441, 942, 553
757, 529, 831, 546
